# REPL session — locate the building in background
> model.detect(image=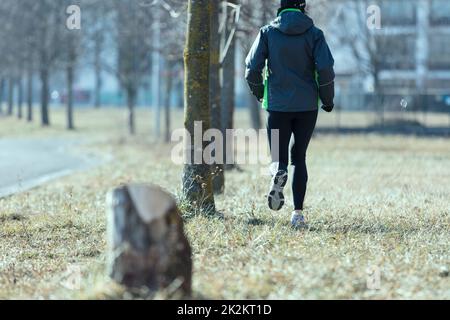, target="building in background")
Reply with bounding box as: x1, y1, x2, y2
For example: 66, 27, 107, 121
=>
328, 0, 450, 111
378, 0, 450, 95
